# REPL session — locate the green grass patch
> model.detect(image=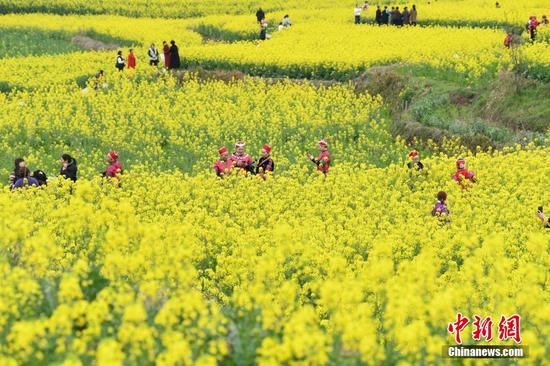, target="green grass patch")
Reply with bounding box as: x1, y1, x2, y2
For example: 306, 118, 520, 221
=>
0, 26, 82, 58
